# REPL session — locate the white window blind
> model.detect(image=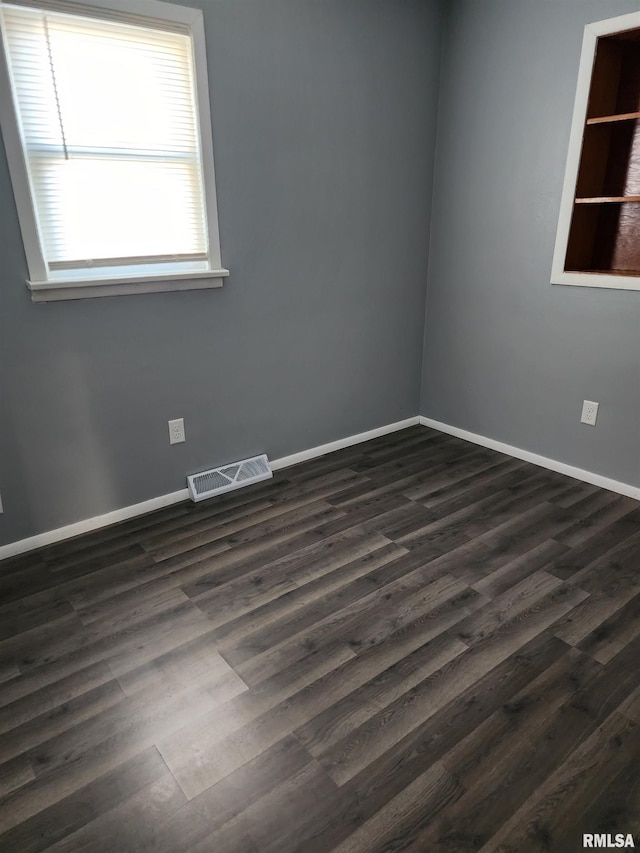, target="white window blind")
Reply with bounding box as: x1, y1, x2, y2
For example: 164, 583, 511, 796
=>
1, 1, 210, 275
